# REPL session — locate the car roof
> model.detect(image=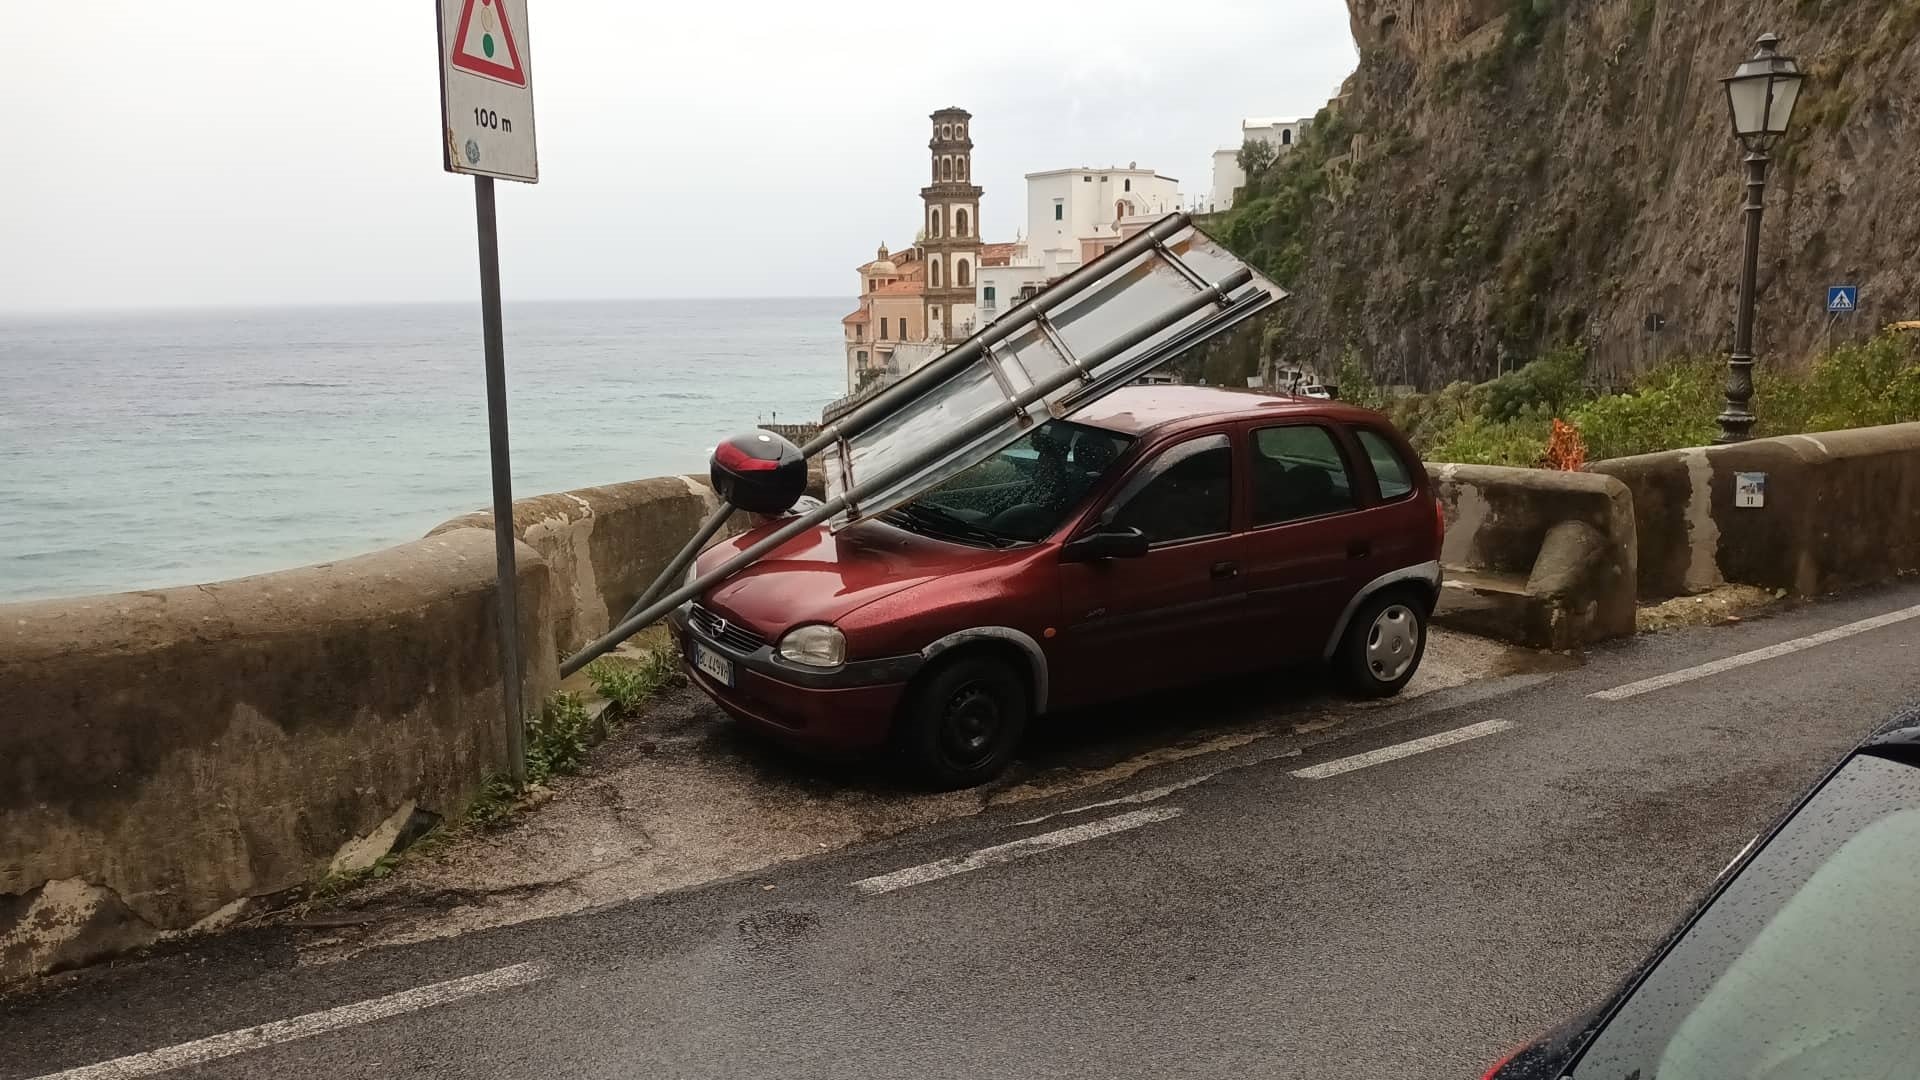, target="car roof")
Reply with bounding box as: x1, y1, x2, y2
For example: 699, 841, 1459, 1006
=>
1066, 384, 1373, 437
